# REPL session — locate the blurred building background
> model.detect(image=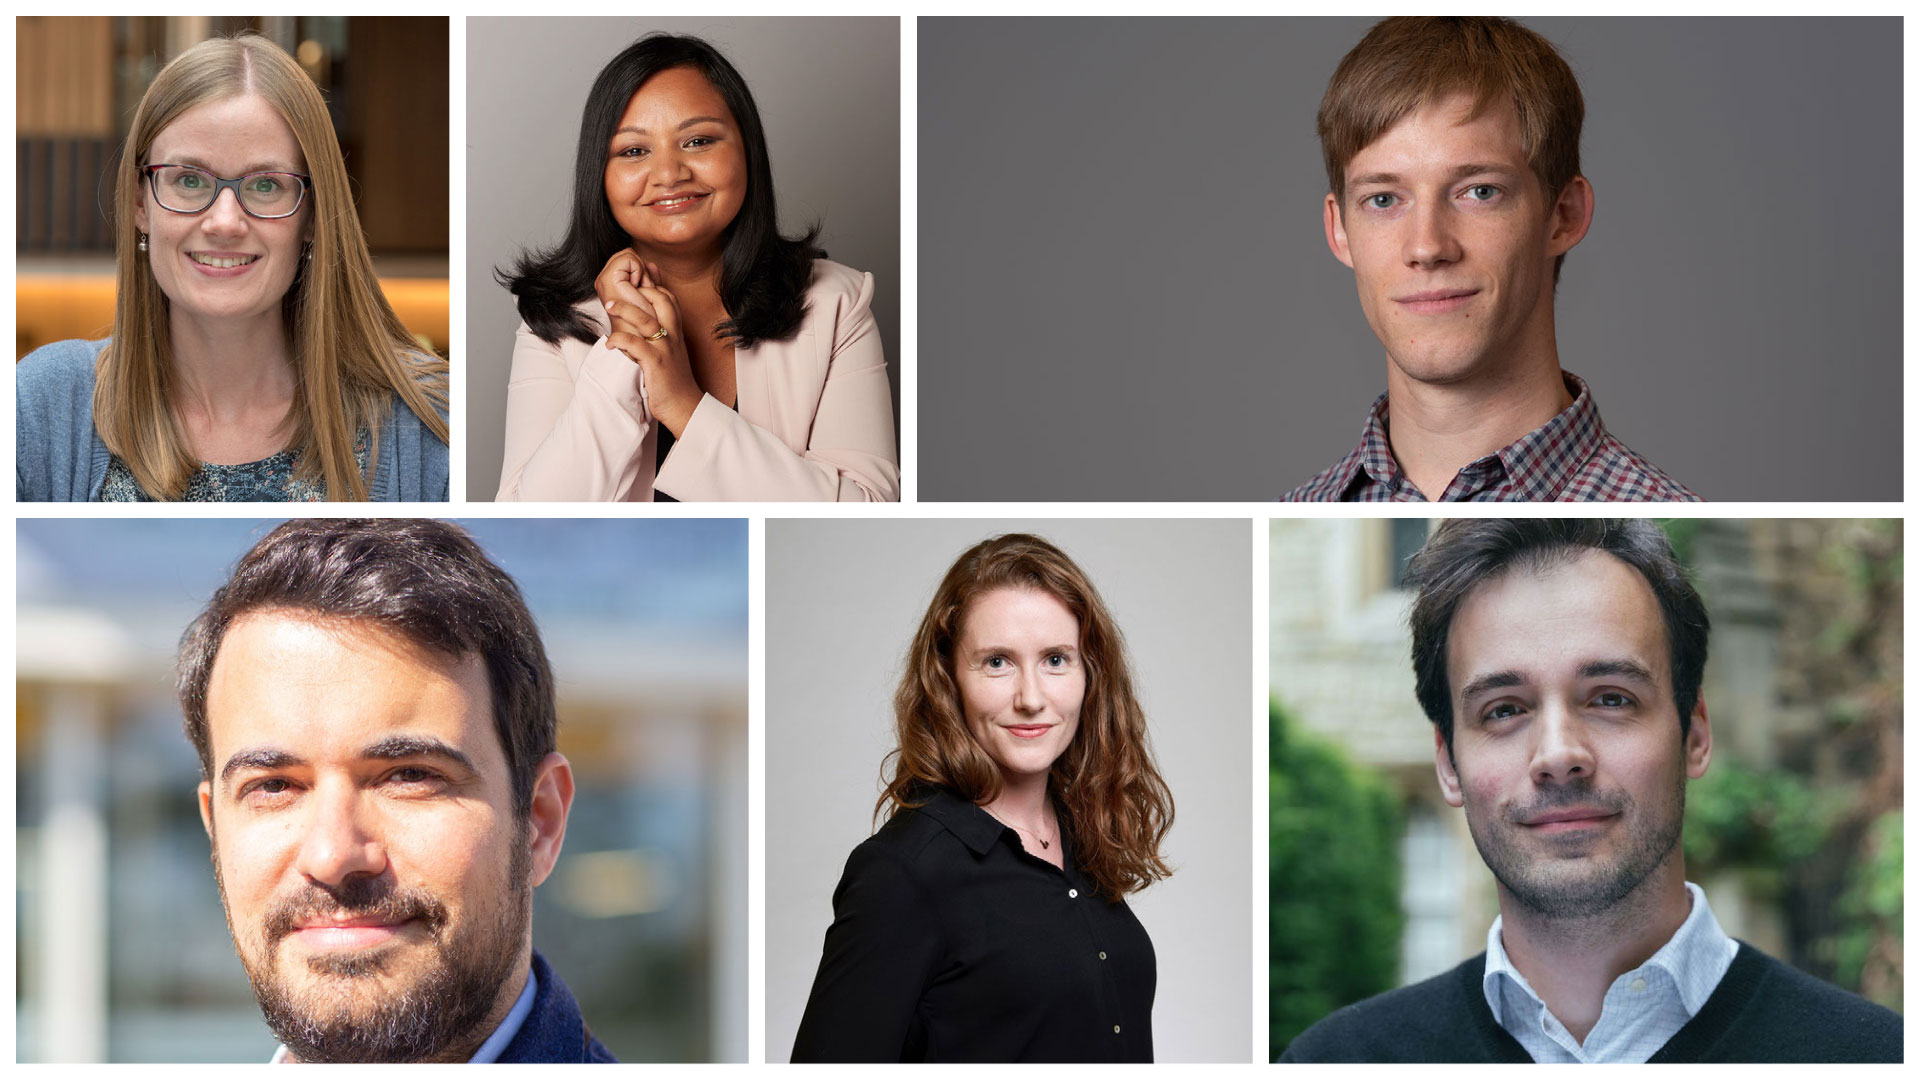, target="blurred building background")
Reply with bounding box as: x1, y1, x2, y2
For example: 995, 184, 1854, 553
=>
1268, 518, 1903, 1058
16, 518, 746, 1063
16, 17, 449, 357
